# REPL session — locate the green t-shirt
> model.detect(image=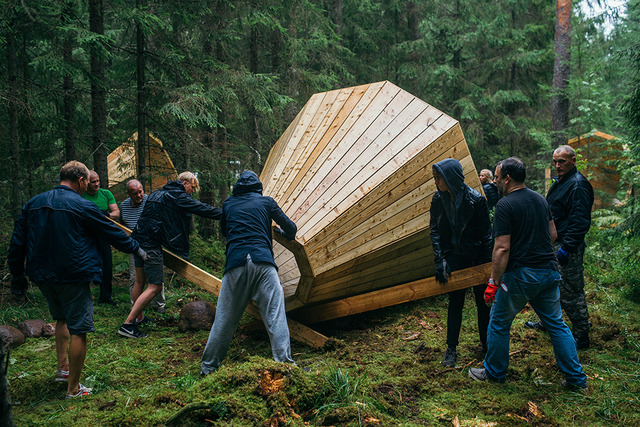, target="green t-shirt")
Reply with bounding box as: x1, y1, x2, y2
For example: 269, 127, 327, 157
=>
82, 188, 116, 213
